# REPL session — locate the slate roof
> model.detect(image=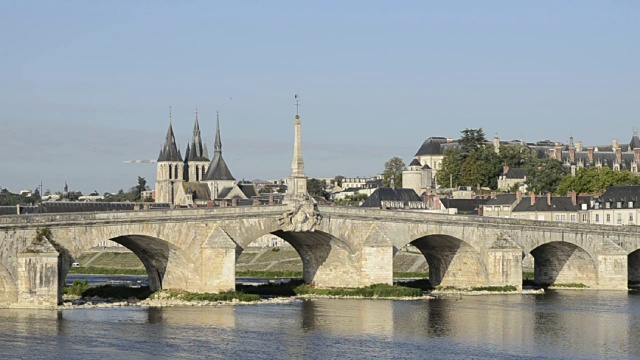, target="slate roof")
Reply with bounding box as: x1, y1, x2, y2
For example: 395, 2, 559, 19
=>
631, 134, 640, 150
360, 188, 421, 208
158, 122, 183, 162
181, 182, 211, 200
512, 196, 578, 212
414, 137, 449, 156
484, 194, 517, 206
503, 168, 527, 179
409, 158, 421, 167
203, 116, 235, 181
442, 198, 488, 215
238, 182, 258, 198
599, 186, 640, 208
1, 202, 171, 215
